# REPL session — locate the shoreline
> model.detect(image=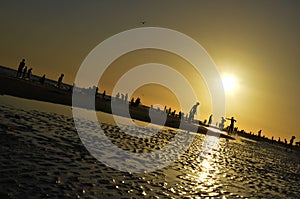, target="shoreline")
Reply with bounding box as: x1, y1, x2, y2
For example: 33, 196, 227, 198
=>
0, 72, 234, 140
